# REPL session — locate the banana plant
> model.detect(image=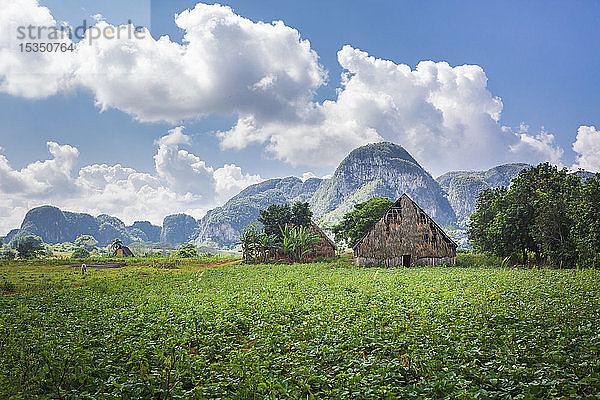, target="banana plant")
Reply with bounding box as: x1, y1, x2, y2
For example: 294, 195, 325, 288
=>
295, 225, 321, 261
238, 223, 261, 263
276, 225, 295, 263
